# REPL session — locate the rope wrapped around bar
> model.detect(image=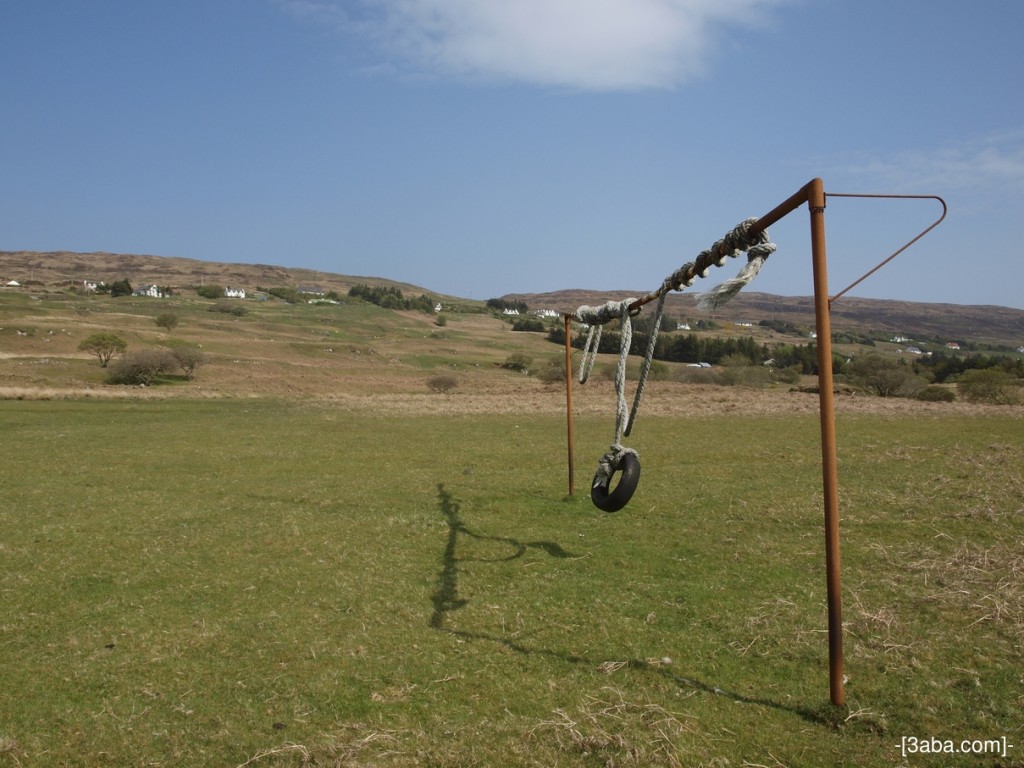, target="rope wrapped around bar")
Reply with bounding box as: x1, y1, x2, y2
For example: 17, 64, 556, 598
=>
569, 218, 776, 511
